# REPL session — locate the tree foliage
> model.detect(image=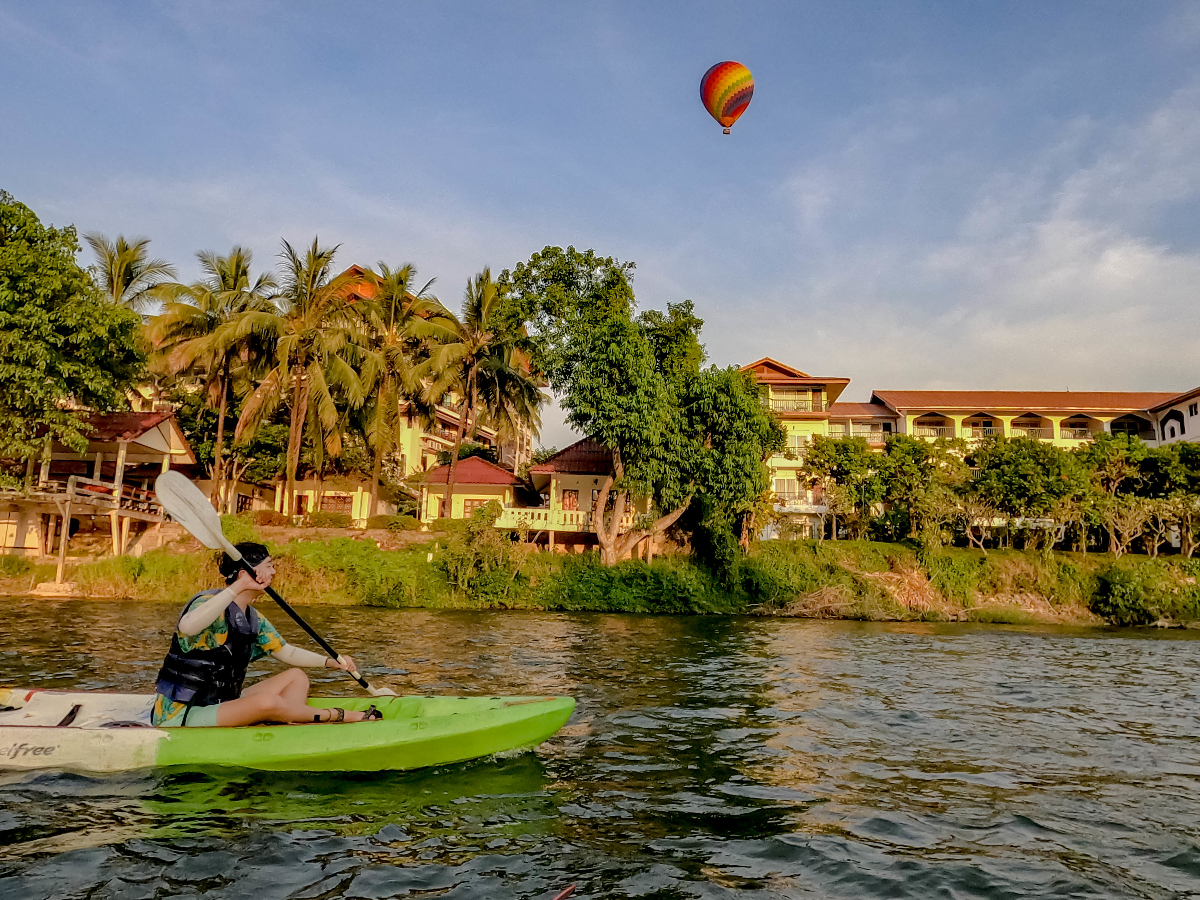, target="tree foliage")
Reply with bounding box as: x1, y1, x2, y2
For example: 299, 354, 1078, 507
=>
0, 192, 144, 460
